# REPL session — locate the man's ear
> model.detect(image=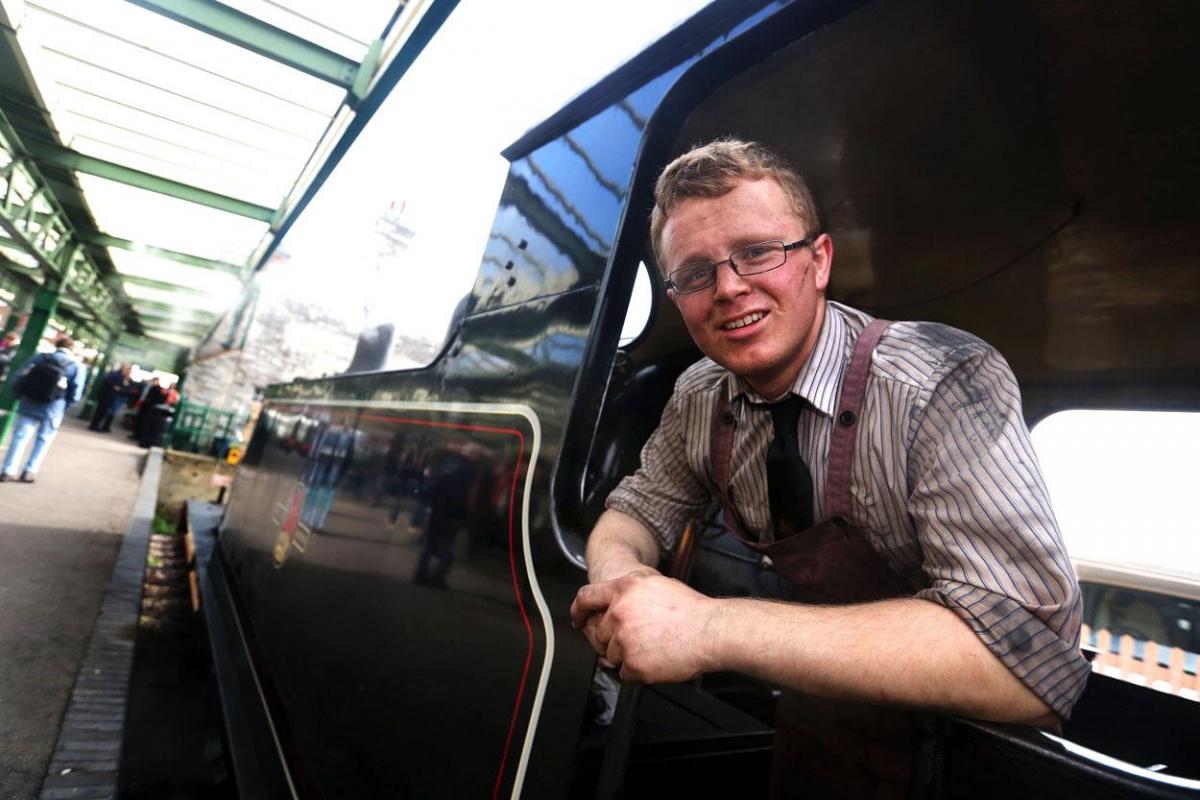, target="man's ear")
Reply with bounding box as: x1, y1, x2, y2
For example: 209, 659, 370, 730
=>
812, 233, 833, 293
